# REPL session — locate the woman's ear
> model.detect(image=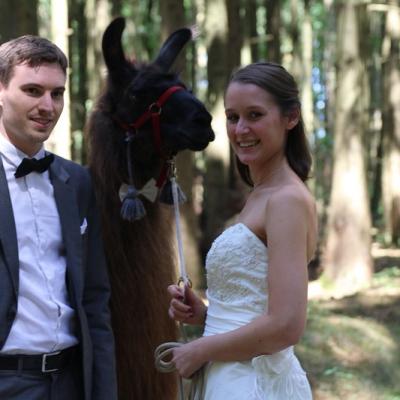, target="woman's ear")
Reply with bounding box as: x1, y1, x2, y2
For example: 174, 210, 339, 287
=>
286, 107, 300, 130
